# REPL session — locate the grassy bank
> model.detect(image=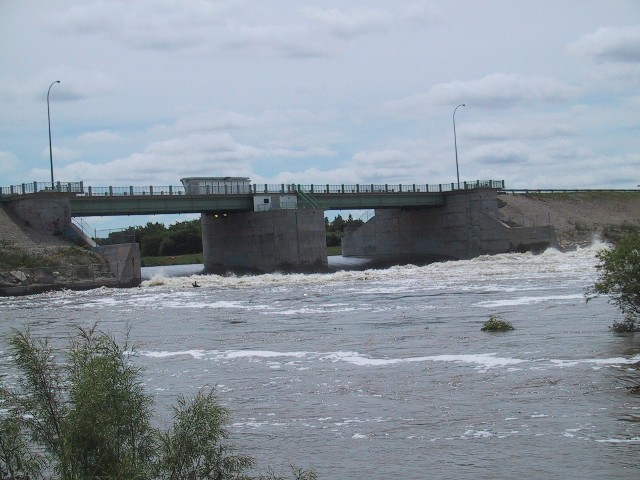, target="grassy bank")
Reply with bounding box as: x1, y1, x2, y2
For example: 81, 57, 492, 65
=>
0, 242, 105, 270
141, 253, 203, 267
142, 247, 343, 267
